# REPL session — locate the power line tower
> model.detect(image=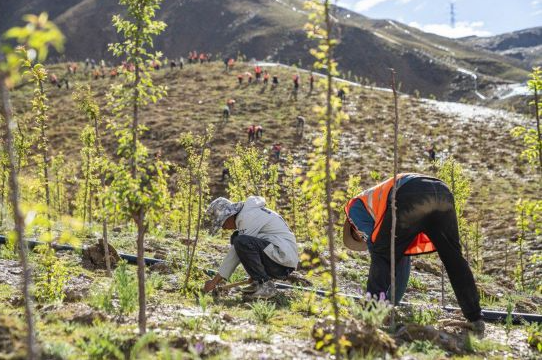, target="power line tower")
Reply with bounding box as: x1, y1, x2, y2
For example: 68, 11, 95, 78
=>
450, 2, 456, 28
